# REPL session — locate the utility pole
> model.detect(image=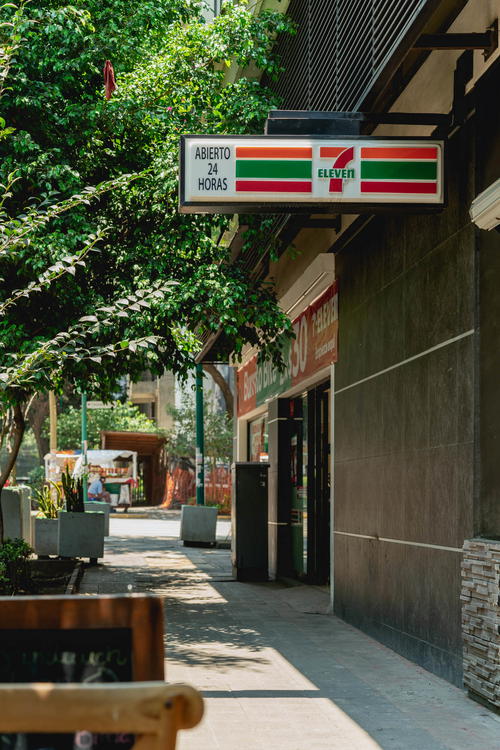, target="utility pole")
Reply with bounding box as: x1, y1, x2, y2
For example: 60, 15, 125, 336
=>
195, 363, 205, 505
81, 391, 88, 502
48, 391, 57, 452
